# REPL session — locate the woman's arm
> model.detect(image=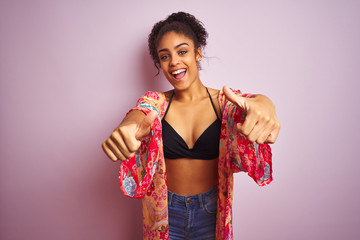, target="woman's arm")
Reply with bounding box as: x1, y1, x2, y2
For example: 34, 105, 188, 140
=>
223, 86, 280, 144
